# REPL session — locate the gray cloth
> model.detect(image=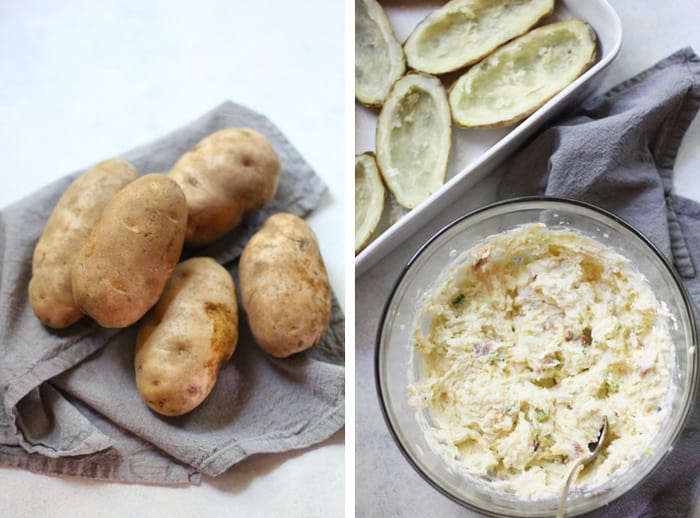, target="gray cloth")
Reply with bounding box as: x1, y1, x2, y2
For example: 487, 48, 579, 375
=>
499, 47, 700, 517
0, 101, 345, 484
